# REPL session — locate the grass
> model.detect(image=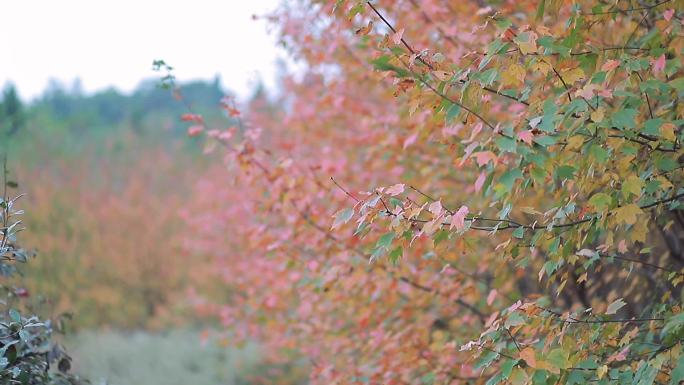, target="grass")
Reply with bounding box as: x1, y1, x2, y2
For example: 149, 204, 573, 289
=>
66, 329, 262, 385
